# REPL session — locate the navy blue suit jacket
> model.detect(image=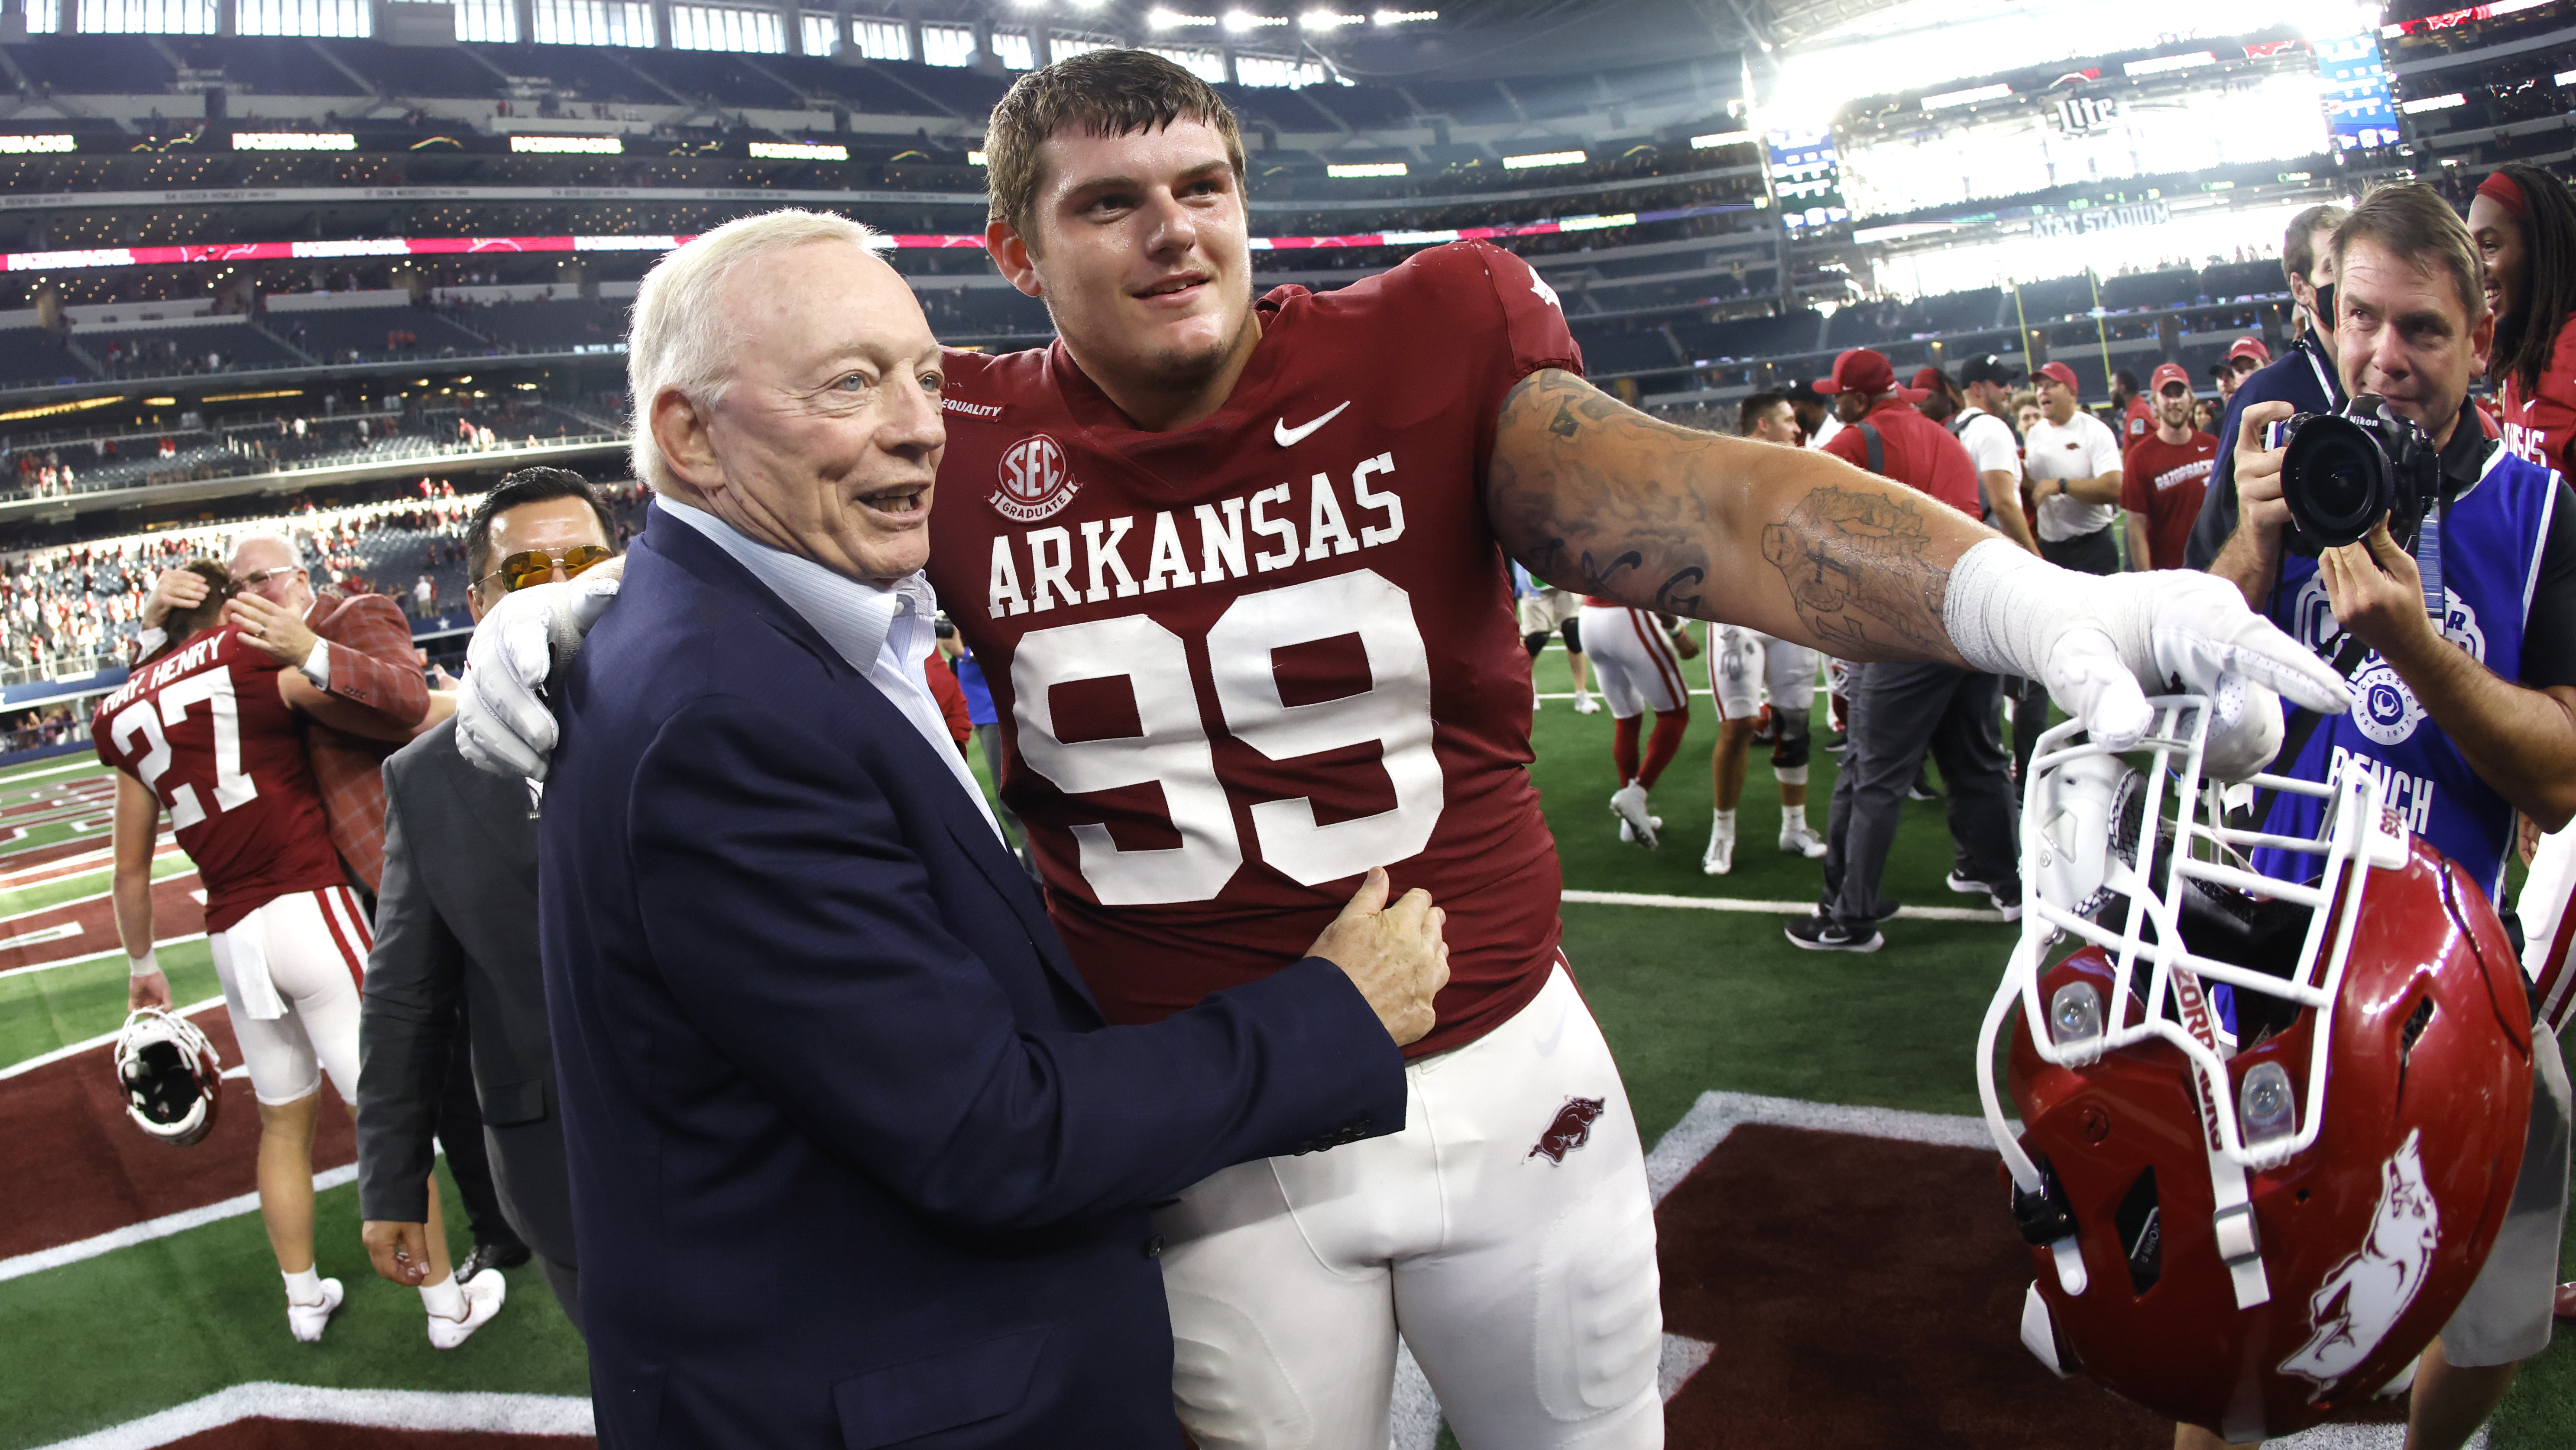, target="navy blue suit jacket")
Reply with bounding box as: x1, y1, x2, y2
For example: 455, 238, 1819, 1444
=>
538, 509, 1408, 1448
